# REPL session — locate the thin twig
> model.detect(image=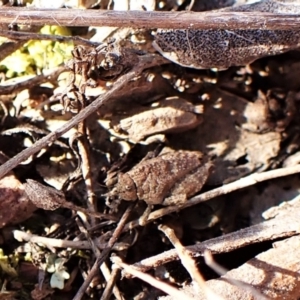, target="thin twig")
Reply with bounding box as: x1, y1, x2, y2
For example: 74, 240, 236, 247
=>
13, 229, 130, 251
111, 256, 195, 300
13, 230, 91, 249
73, 202, 136, 300
76, 217, 124, 300
77, 135, 98, 225
74, 65, 99, 226
0, 25, 41, 61
159, 224, 223, 300
75, 217, 100, 255
100, 267, 123, 300
0, 8, 300, 30
13, 202, 300, 271
99, 263, 124, 300
0, 66, 65, 95
0, 30, 99, 46
0, 54, 167, 179
0, 40, 27, 62
131, 210, 300, 272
